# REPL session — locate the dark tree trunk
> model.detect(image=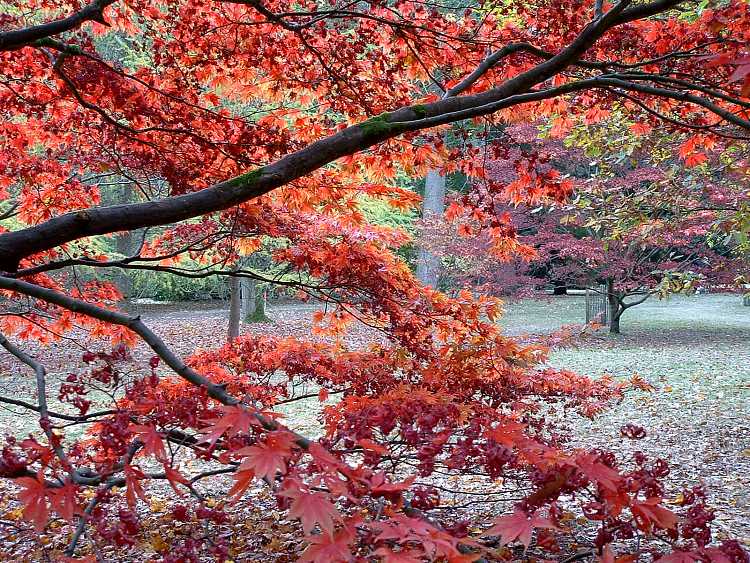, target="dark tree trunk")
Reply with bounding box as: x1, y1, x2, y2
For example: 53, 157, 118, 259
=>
609, 312, 622, 334
227, 276, 241, 341
416, 169, 446, 288
552, 281, 567, 295
606, 279, 622, 334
